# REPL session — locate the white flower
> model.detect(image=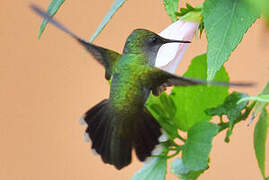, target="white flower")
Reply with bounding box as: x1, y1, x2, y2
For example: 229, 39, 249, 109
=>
156, 19, 199, 73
